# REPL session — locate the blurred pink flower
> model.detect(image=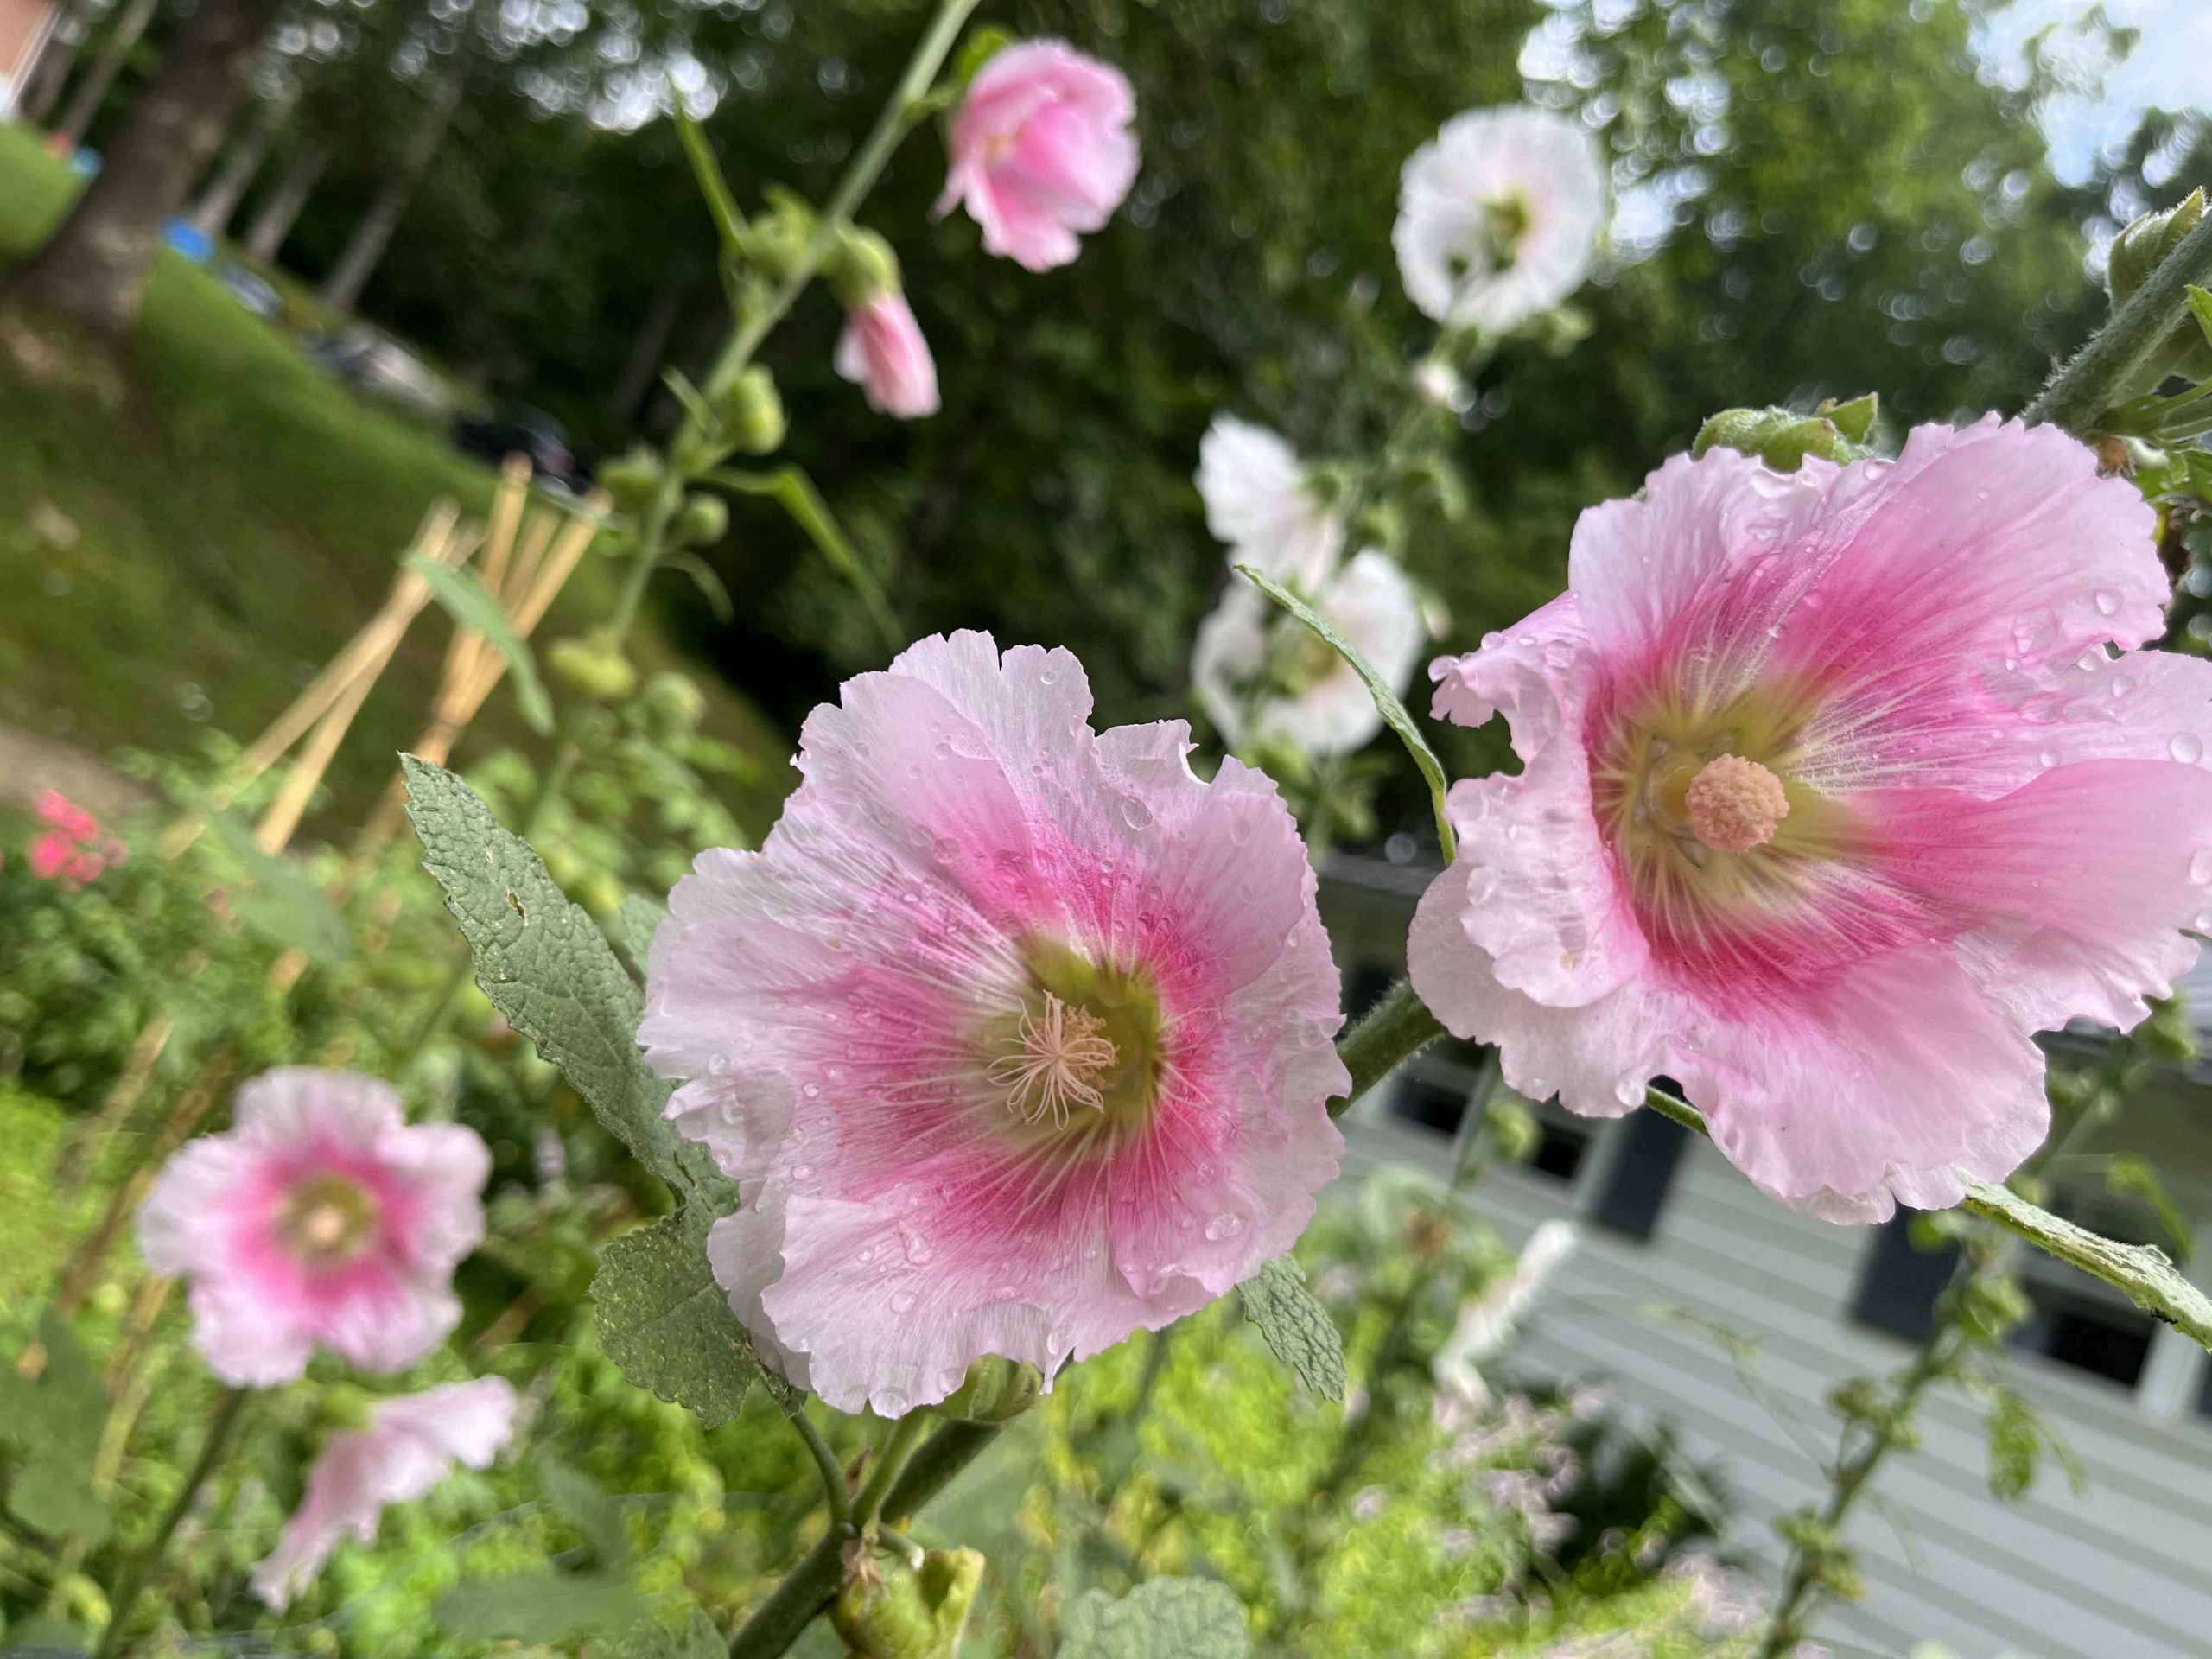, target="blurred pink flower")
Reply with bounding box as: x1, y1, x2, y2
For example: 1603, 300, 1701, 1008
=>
1411, 419, 2212, 1220
937, 40, 1138, 272
29, 833, 73, 880
251, 1377, 518, 1609
35, 790, 99, 842
643, 632, 1346, 1415
138, 1068, 491, 1386
836, 292, 940, 420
